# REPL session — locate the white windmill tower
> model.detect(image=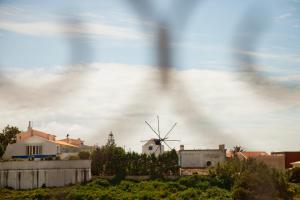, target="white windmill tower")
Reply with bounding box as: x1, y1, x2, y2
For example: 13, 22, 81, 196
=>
141, 116, 180, 157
